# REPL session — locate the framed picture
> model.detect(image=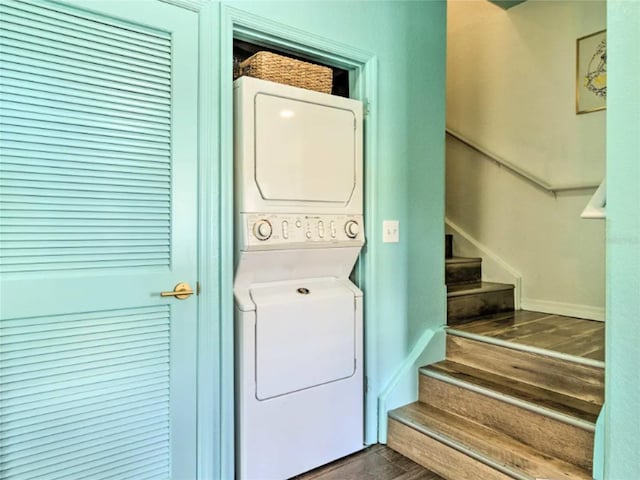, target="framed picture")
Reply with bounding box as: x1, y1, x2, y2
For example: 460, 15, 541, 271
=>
576, 30, 606, 114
